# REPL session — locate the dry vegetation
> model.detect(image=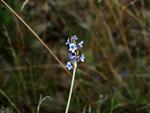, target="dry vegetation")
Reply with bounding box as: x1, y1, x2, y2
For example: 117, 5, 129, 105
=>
0, 0, 150, 113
